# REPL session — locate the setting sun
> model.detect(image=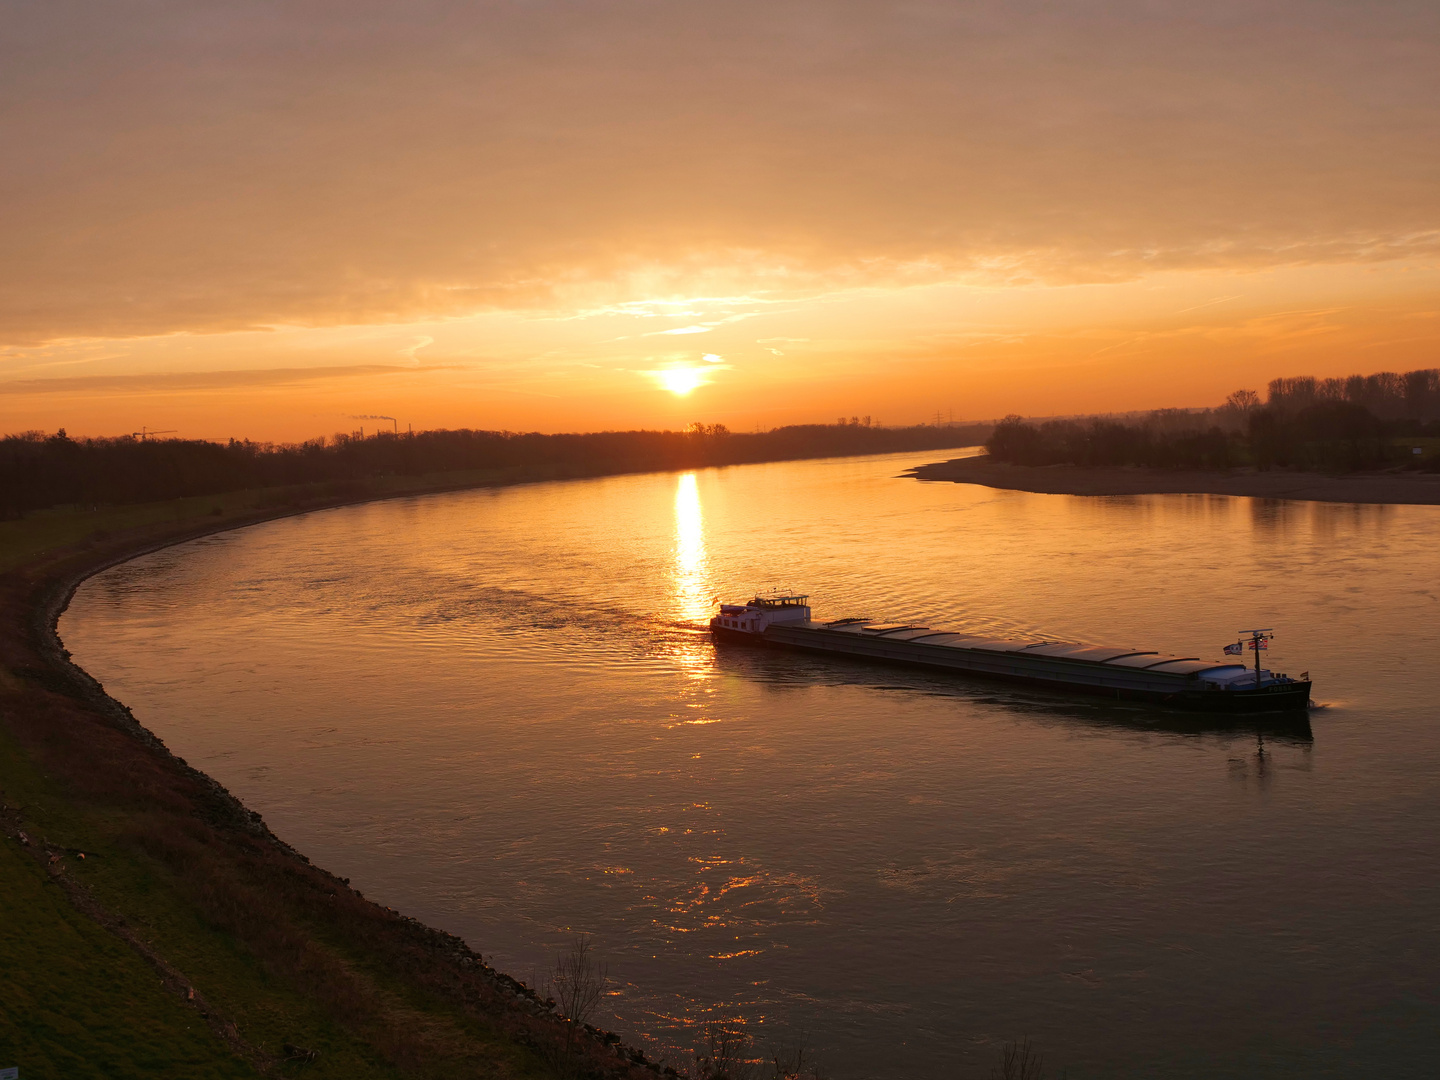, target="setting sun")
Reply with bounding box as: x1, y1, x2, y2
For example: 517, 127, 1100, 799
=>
653, 366, 709, 396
